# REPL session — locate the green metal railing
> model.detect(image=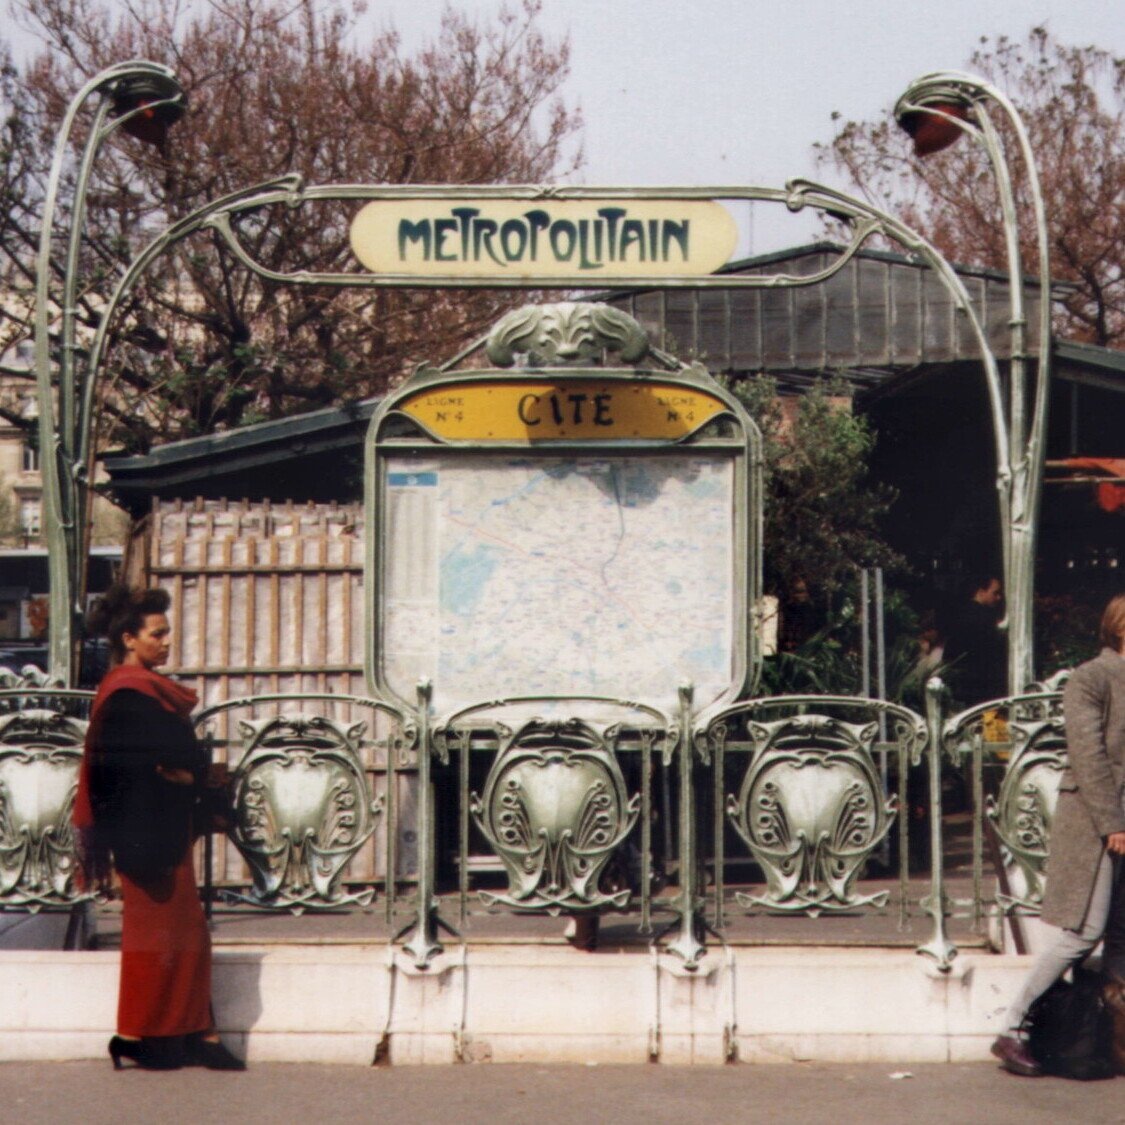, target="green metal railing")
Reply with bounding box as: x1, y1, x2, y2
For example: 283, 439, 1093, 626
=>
942, 678, 1069, 952
0, 672, 1084, 977
0, 685, 93, 917
192, 692, 414, 915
